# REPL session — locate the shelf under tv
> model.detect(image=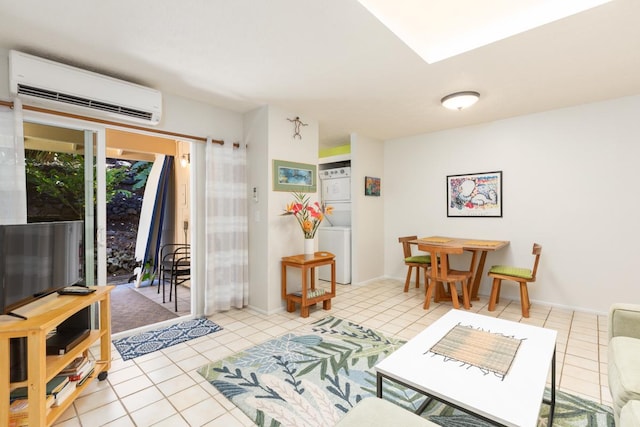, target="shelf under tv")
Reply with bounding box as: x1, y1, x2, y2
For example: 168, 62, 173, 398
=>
46, 328, 91, 356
